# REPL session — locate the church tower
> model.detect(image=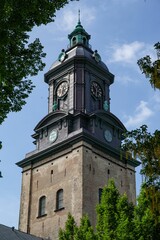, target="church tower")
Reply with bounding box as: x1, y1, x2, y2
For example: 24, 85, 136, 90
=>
17, 14, 139, 240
